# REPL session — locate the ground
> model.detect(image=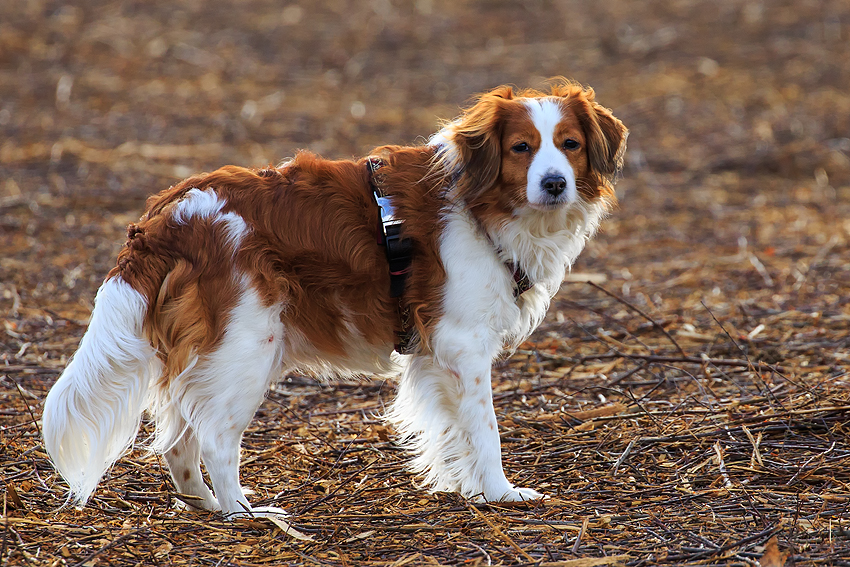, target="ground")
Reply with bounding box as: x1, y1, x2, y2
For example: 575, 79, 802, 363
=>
2, 0, 850, 565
